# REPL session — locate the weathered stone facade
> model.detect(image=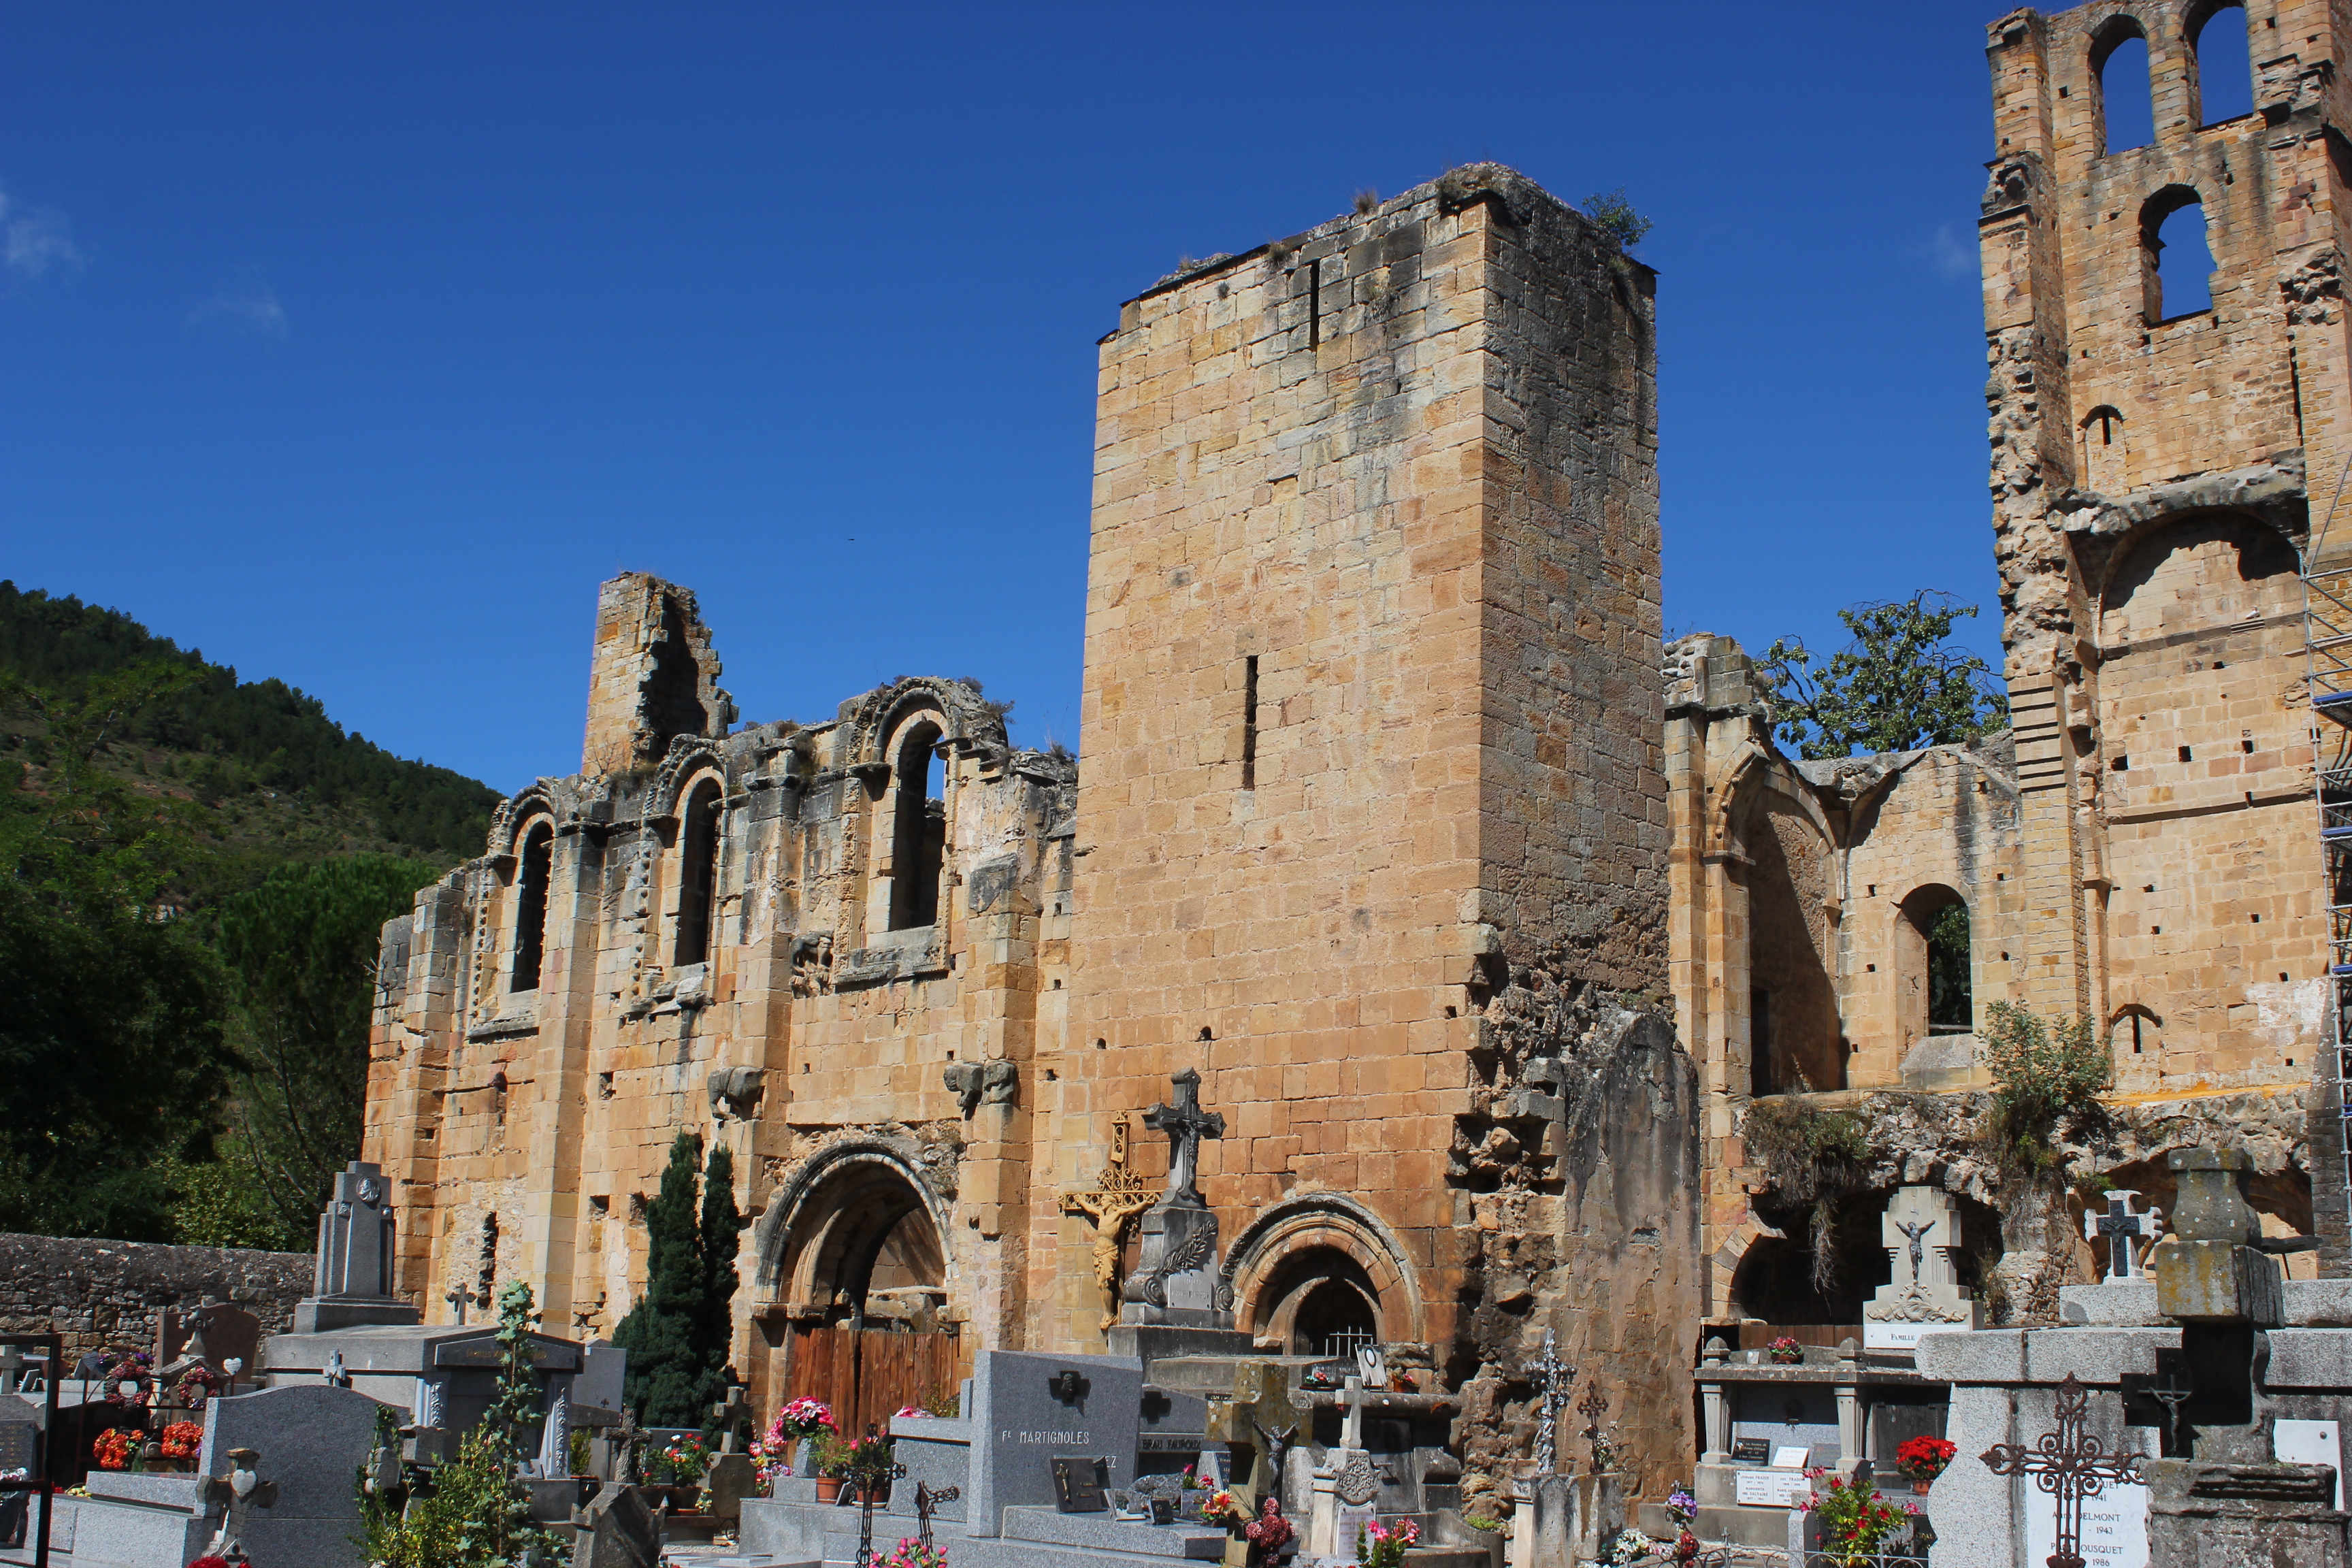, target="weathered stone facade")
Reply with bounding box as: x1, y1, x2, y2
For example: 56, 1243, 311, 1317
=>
361, 0, 2352, 1512
365, 166, 1699, 1499
1675, 0, 2345, 1337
